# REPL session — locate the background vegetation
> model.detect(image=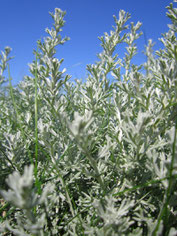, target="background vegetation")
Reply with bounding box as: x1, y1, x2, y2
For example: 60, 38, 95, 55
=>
0, 1, 177, 235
